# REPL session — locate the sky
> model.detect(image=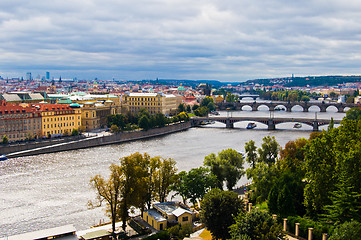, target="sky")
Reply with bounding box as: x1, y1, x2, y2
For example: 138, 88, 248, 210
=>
1, 0, 361, 82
